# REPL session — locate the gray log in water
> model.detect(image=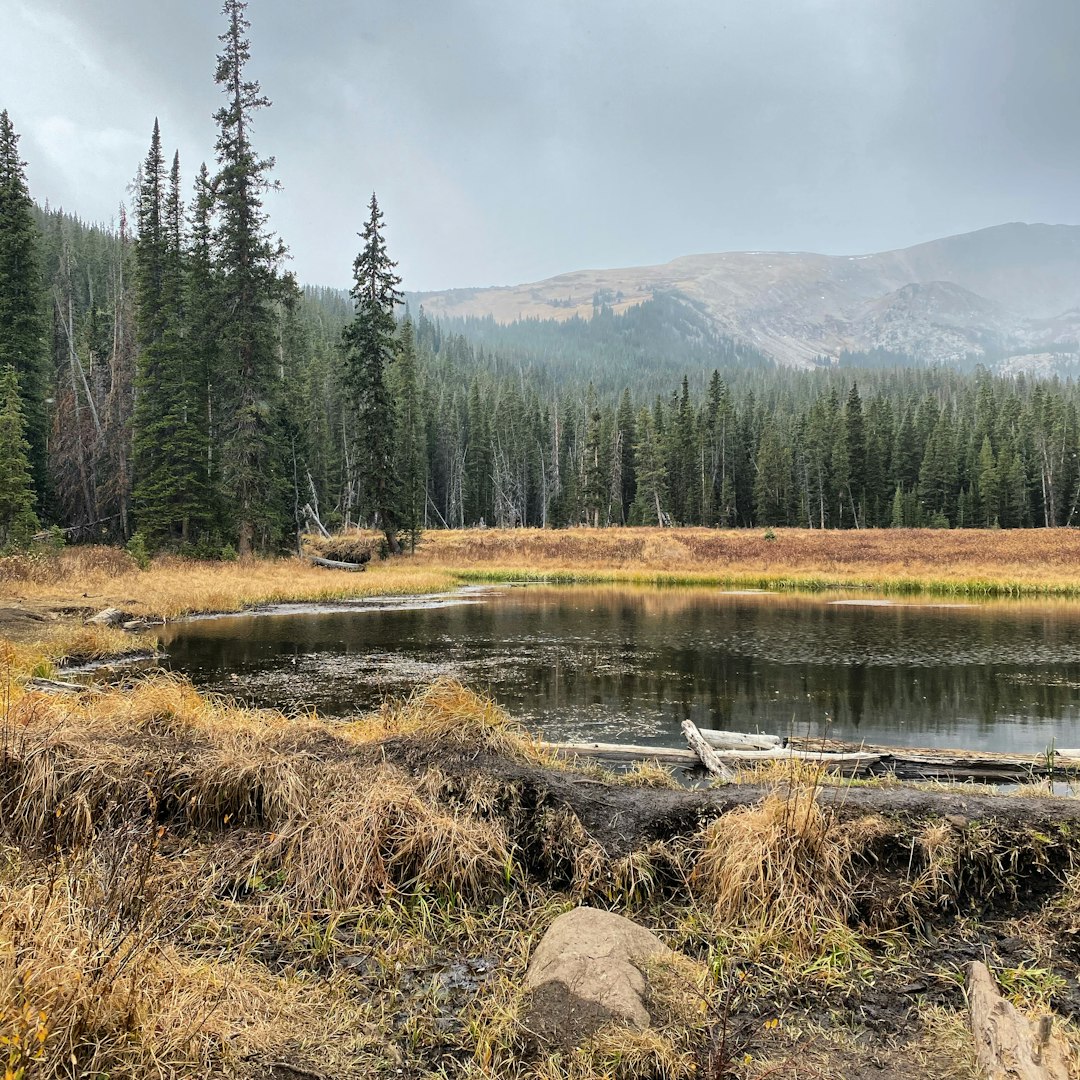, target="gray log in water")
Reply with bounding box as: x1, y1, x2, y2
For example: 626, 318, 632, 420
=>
700, 729, 782, 750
